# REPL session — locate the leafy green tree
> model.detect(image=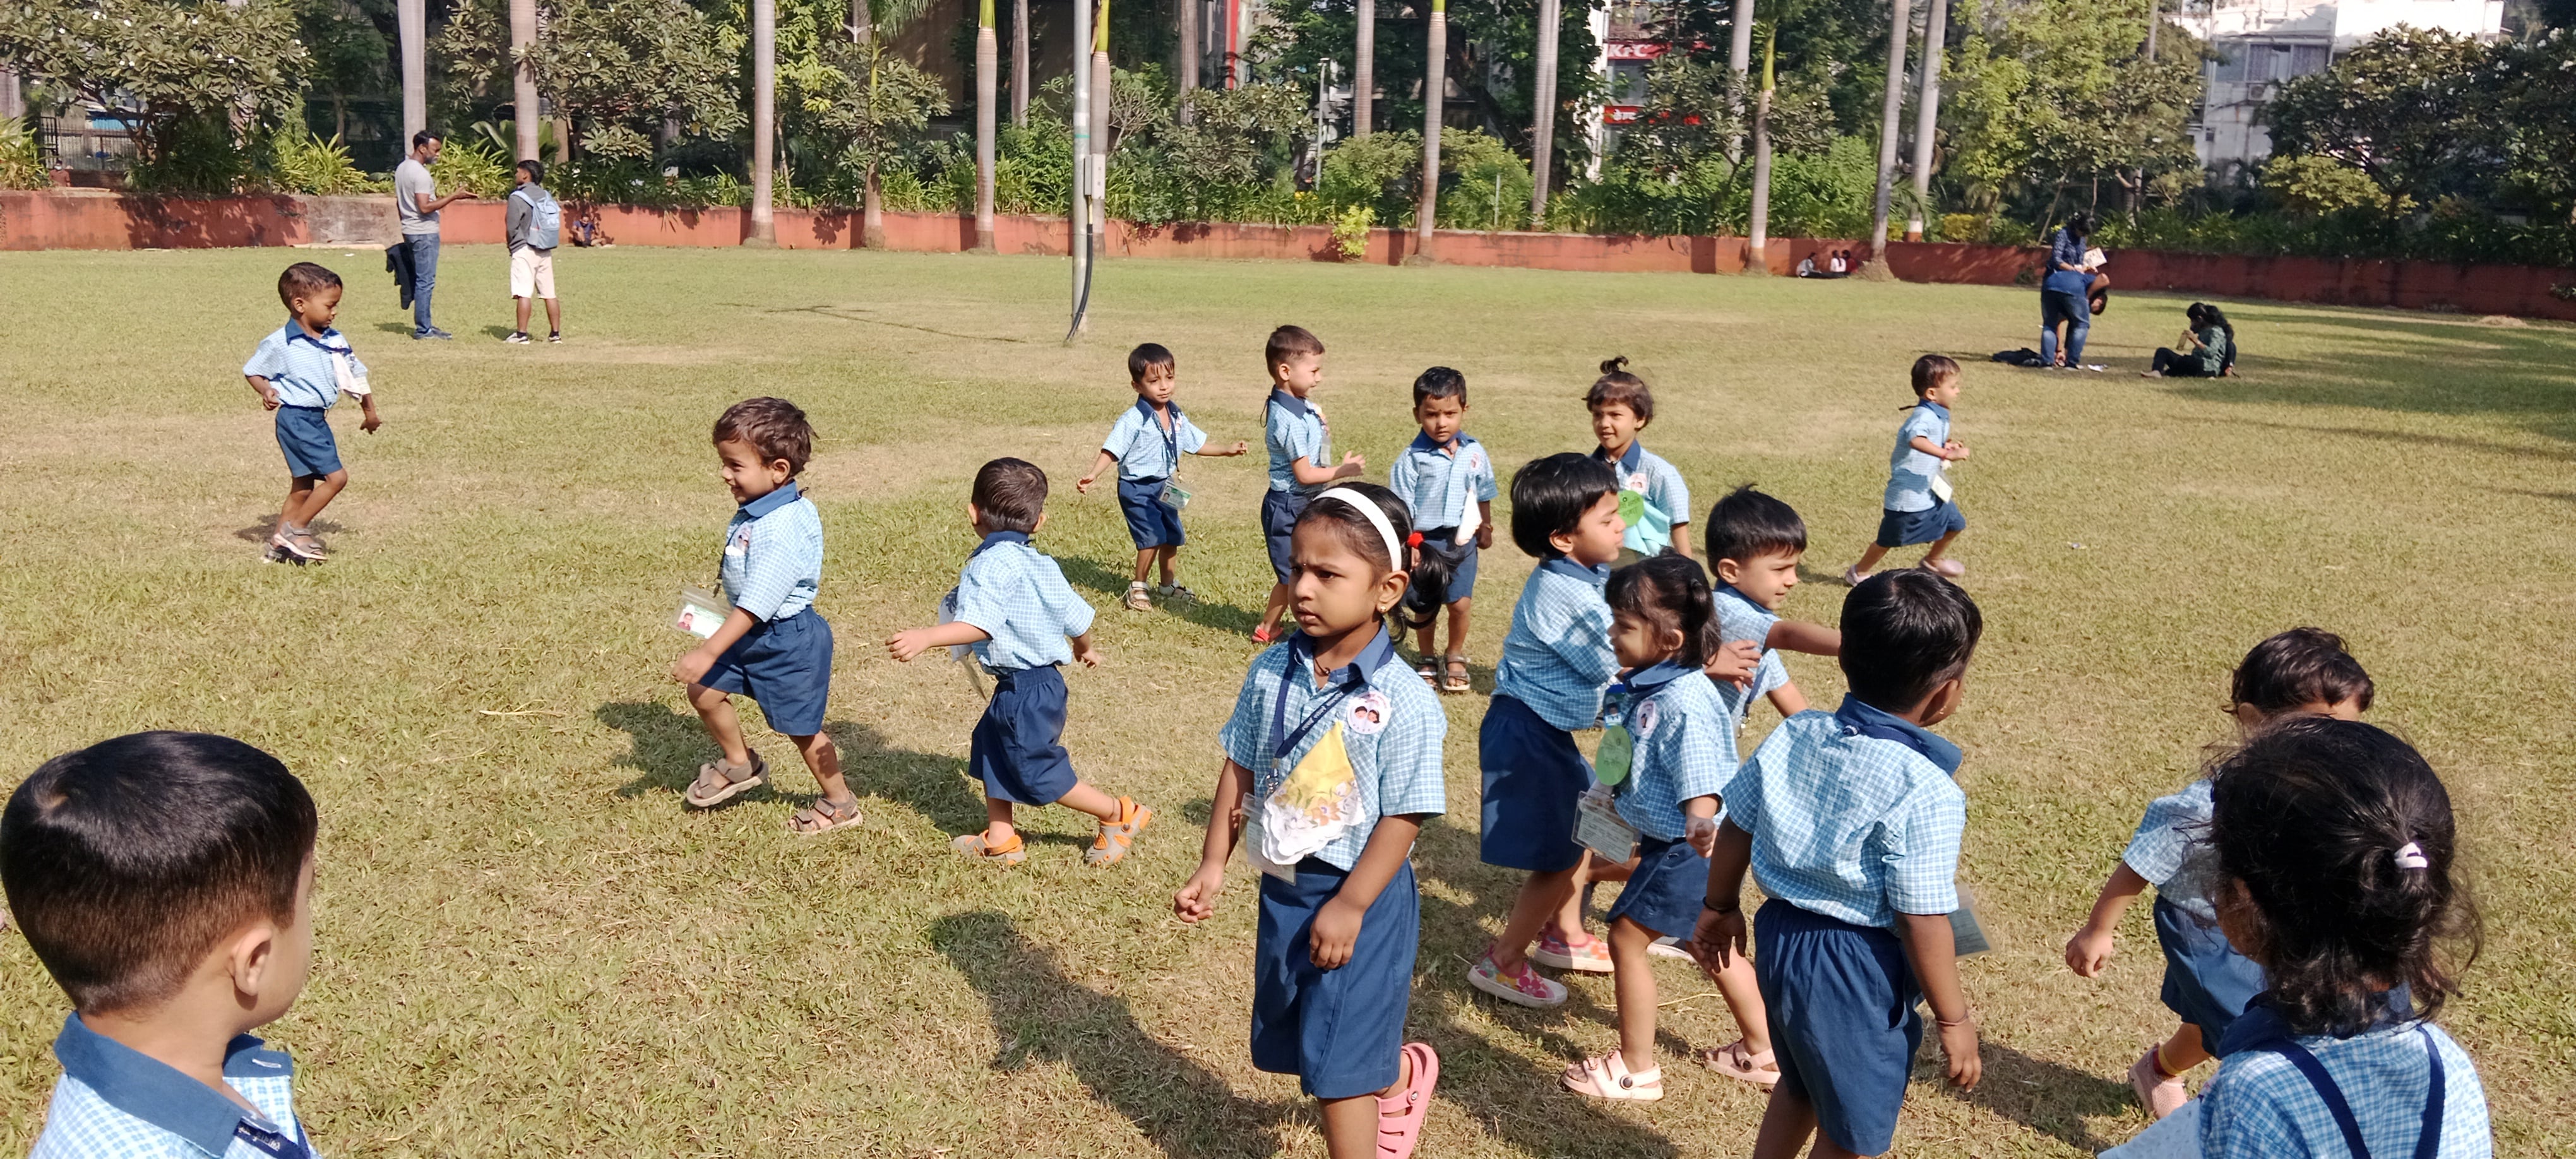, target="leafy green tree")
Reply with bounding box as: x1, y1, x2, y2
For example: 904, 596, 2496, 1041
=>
1943, 0, 2201, 222
2261, 27, 2490, 218
1258, 0, 1605, 174
0, 0, 311, 186
2475, 29, 2576, 224
799, 38, 946, 242
436, 0, 743, 162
